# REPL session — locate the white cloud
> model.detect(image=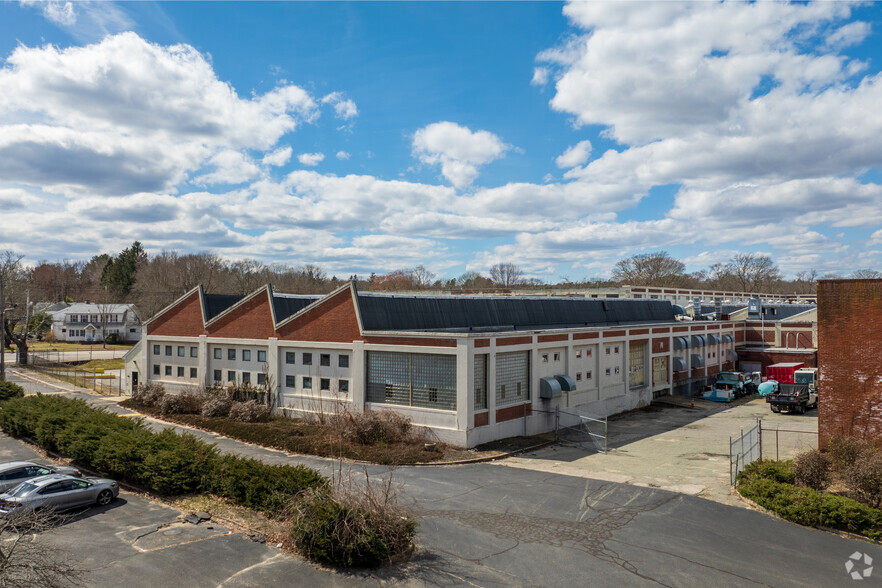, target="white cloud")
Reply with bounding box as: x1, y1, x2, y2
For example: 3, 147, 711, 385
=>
298, 152, 325, 166
42, 1, 76, 26
262, 146, 292, 167
322, 92, 358, 120
555, 140, 592, 168
336, 150, 350, 160
194, 150, 260, 186
826, 21, 871, 49
531, 67, 549, 86
412, 121, 510, 189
